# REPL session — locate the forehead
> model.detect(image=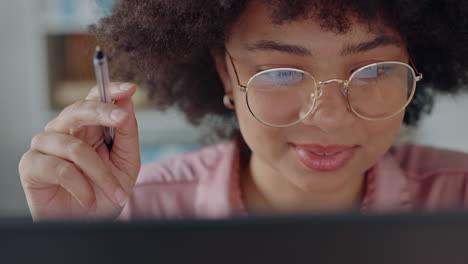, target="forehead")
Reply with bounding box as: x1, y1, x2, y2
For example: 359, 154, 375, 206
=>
226, 0, 402, 52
